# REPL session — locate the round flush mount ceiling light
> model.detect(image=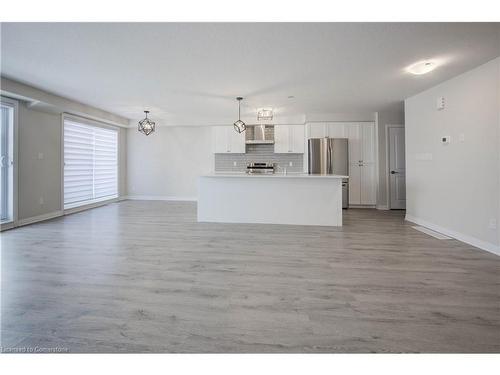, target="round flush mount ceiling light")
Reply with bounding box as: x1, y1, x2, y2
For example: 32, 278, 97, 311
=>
138, 110, 156, 136
233, 97, 247, 133
406, 60, 438, 75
